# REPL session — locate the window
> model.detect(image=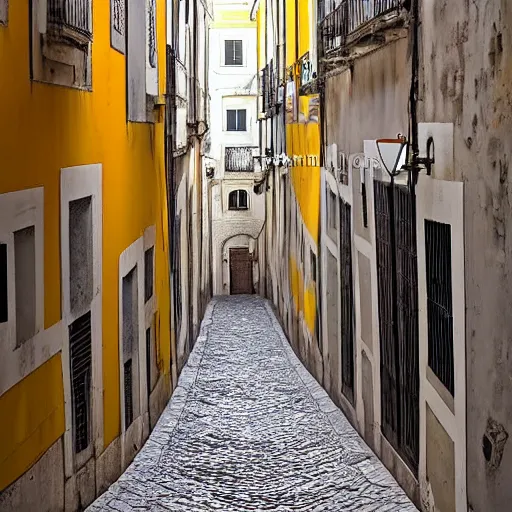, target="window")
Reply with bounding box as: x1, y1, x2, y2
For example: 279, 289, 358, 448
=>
127, 0, 158, 121
425, 220, 454, 395
148, 0, 157, 68
47, 0, 92, 43
69, 197, 93, 316
228, 190, 249, 210
144, 246, 154, 303
0, 0, 8, 26
122, 266, 139, 429
0, 244, 7, 323
310, 249, 317, 282
225, 40, 243, 66
31, 0, 93, 89
327, 187, 337, 236
111, 0, 126, 53
69, 311, 92, 454
226, 109, 247, 131
14, 226, 36, 347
